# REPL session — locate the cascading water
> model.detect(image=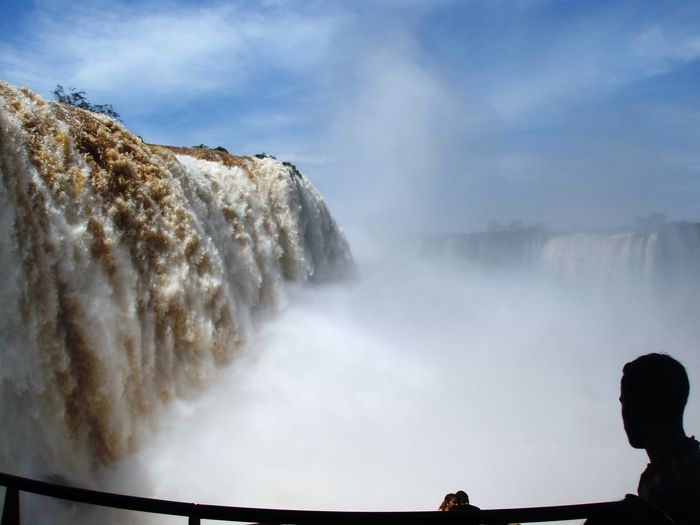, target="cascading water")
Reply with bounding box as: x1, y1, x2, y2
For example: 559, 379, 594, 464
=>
540, 232, 658, 283
421, 224, 700, 288
540, 226, 700, 287
0, 81, 353, 486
